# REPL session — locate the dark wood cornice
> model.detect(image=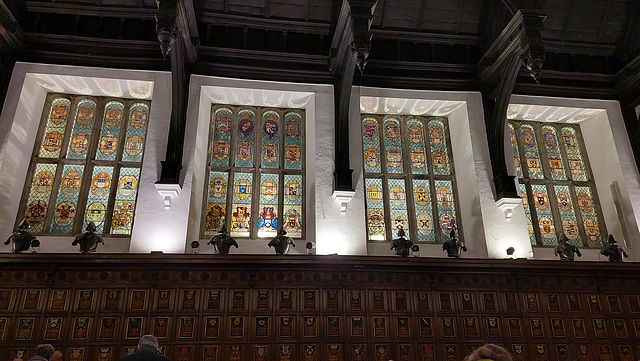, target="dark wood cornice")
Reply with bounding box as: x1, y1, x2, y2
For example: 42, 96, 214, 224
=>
197, 11, 331, 35
371, 29, 481, 46
23, 1, 156, 19
614, 53, 640, 98
544, 39, 617, 57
